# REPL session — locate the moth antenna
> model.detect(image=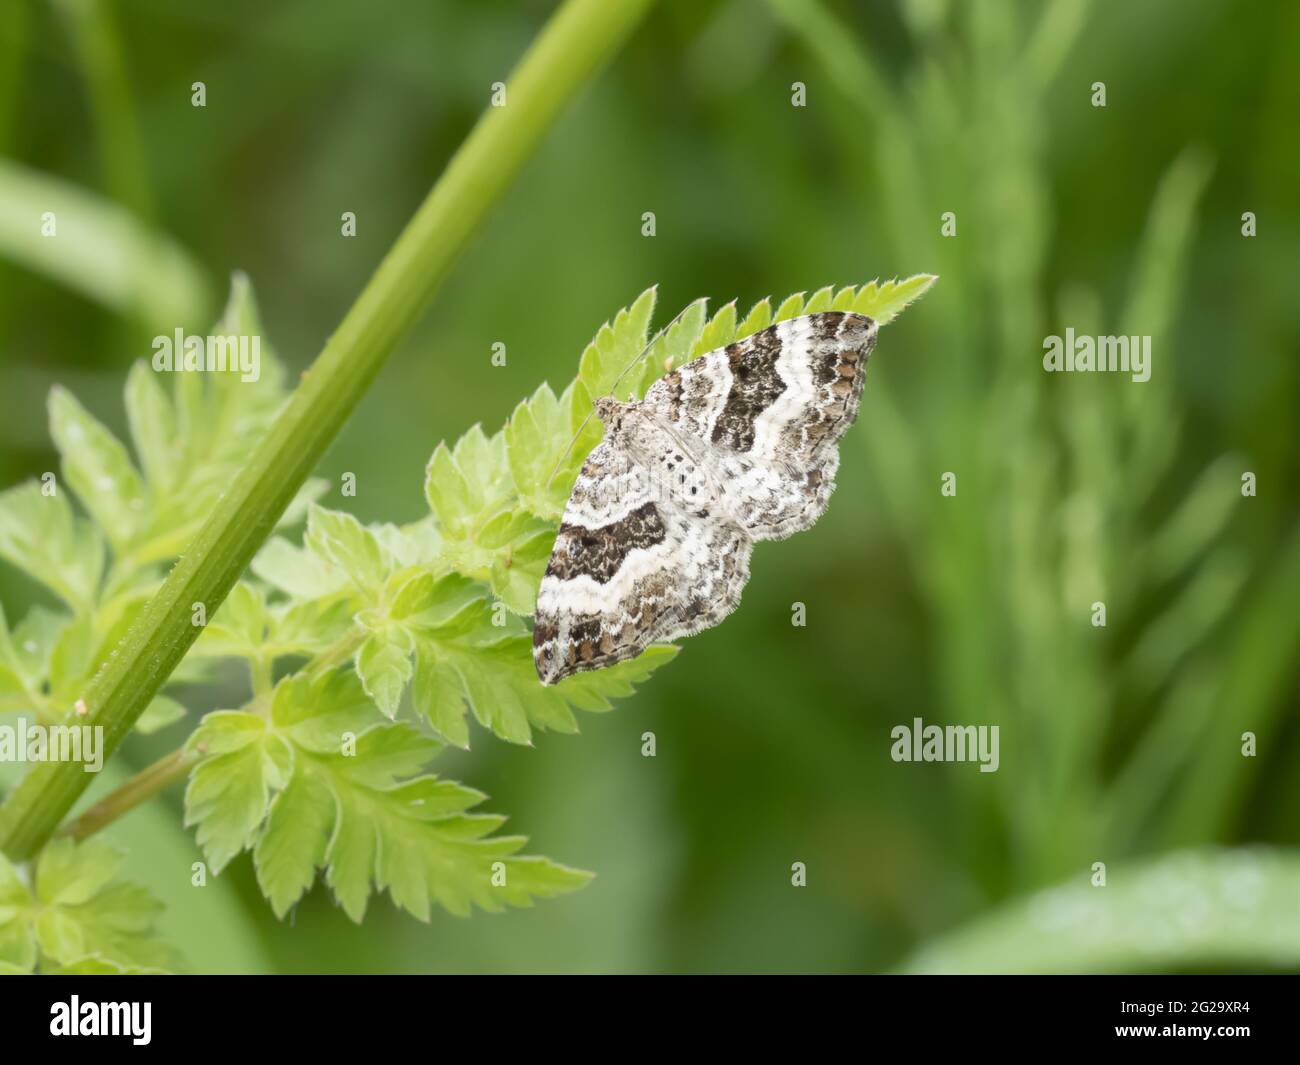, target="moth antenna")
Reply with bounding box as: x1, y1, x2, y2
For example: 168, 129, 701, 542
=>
543, 298, 702, 490
545, 407, 597, 488
604, 299, 696, 403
